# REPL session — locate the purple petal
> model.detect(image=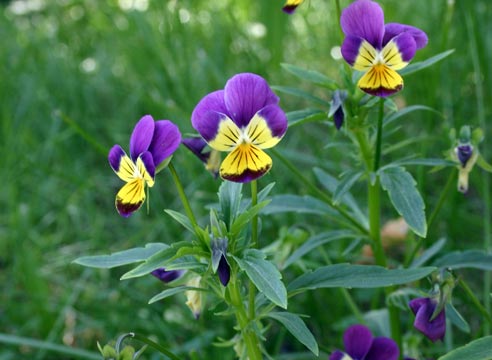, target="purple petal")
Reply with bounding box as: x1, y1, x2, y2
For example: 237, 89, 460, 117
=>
217, 255, 231, 287
282, 5, 297, 14
343, 324, 373, 359
334, 107, 345, 130
191, 90, 229, 142
391, 32, 417, 63
384, 23, 428, 49
139, 151, 155, 179
182, 137, 210, 164
341, 0, 384, 48
148, 120, 181, 168
256, 104, 288, 139
328, 350, 346, 360
365, 337, 399, 360
456, 144, 473, 167
151, 268, 185, 283
224, 73, 279, 128
409, 297, 446, 342
130, 115, 155, 160
341, 35, 365, 66
108, 145, 126, 173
